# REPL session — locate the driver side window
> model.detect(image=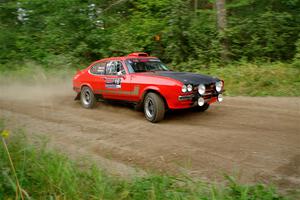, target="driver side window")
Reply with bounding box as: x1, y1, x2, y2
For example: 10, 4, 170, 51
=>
105, 61, 125, 75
